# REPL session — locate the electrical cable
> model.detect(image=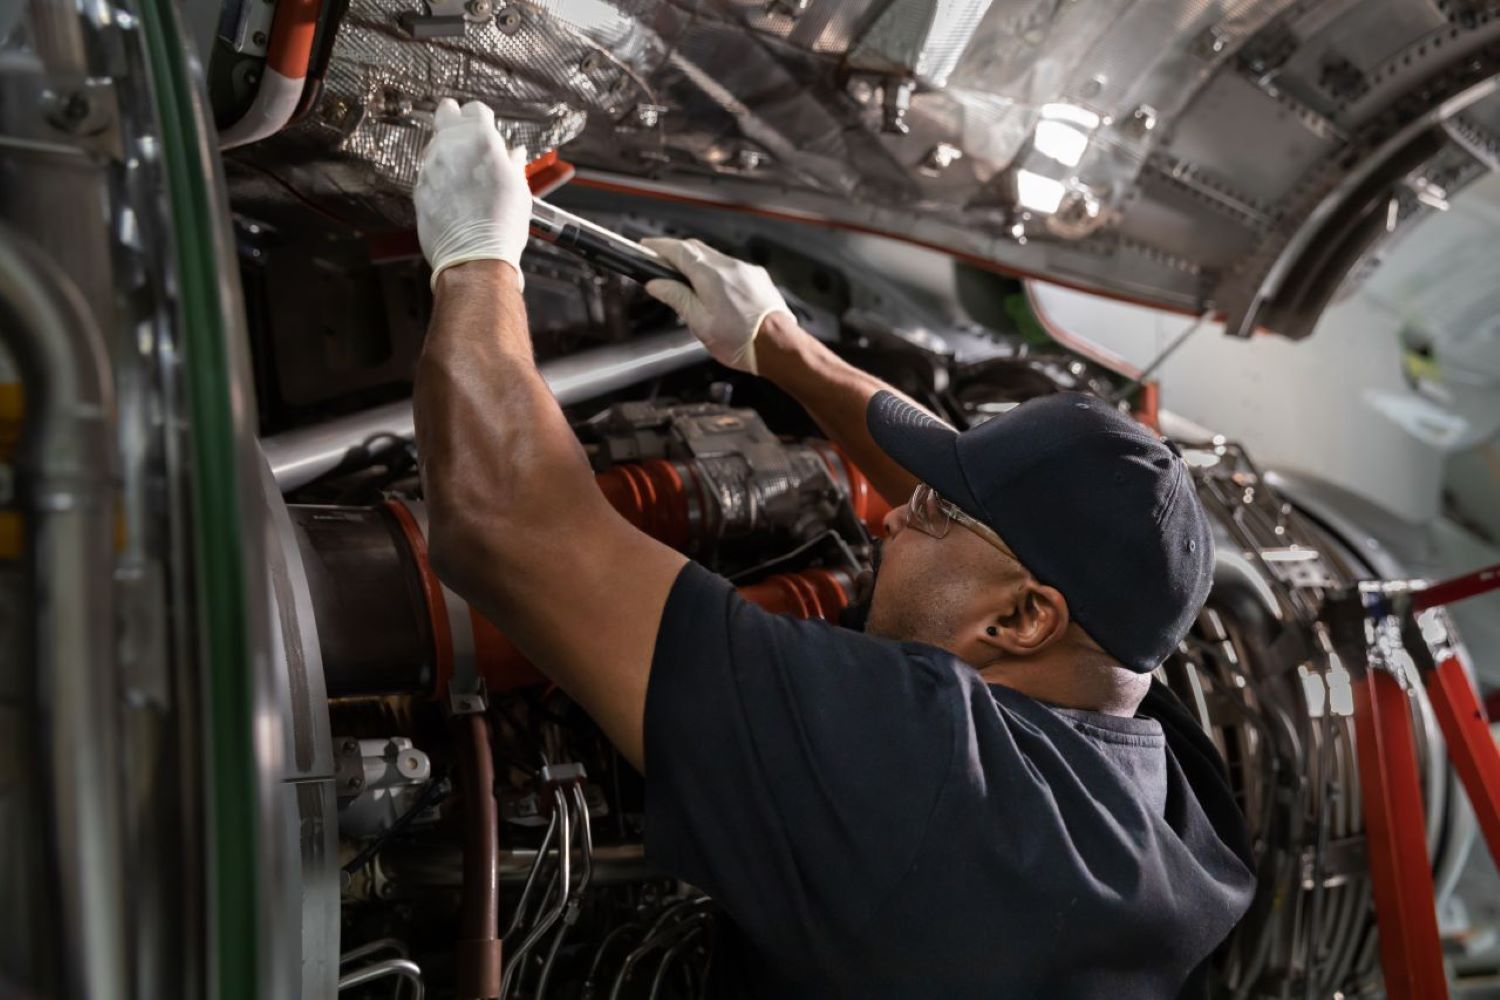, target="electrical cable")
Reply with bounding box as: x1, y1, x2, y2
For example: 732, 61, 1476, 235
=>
1106, 310, 1214, 405
341, 772, 451, 877
727, 529, 837, 584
